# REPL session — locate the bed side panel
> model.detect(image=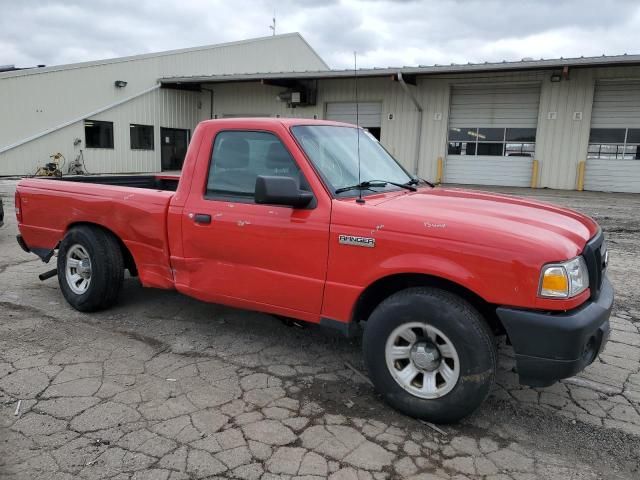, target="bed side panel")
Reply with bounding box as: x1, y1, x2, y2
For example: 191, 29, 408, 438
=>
17, 179, 174, 289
